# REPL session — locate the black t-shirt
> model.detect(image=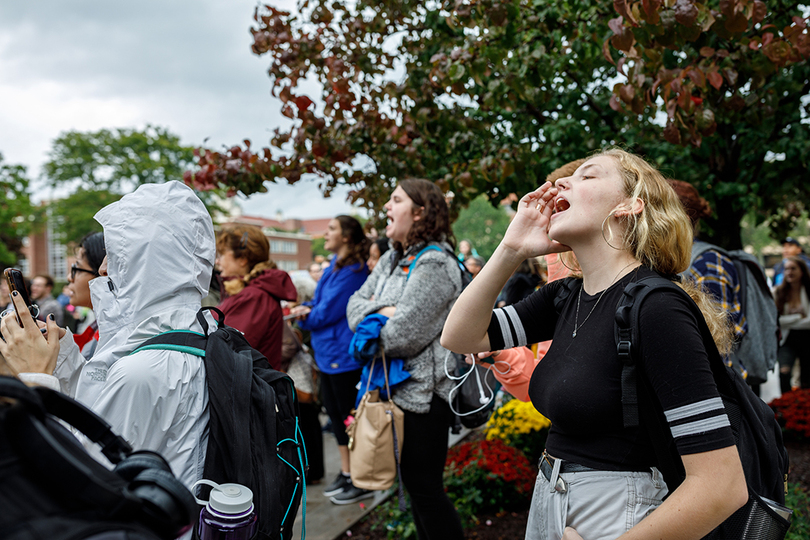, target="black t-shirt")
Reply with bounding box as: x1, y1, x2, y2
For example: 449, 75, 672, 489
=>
488, 267, 735, 471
